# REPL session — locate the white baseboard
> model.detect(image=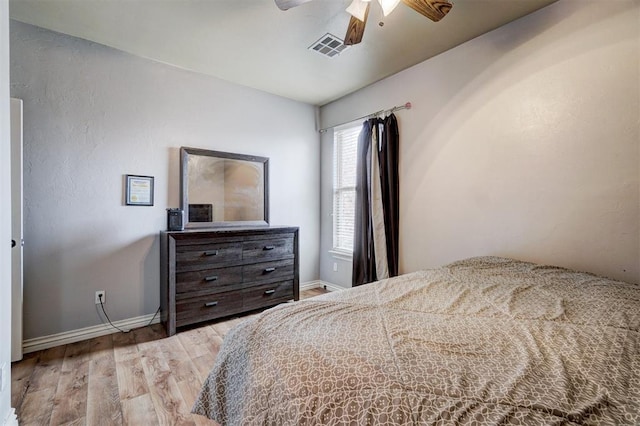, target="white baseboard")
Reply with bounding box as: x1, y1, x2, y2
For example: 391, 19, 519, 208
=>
22, 281, 351, 354
22, 312, 161, 354
300, 280, 325, 291
2, 408, 18, 426
300, 280, 349, 293
323, 281, 349, 292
